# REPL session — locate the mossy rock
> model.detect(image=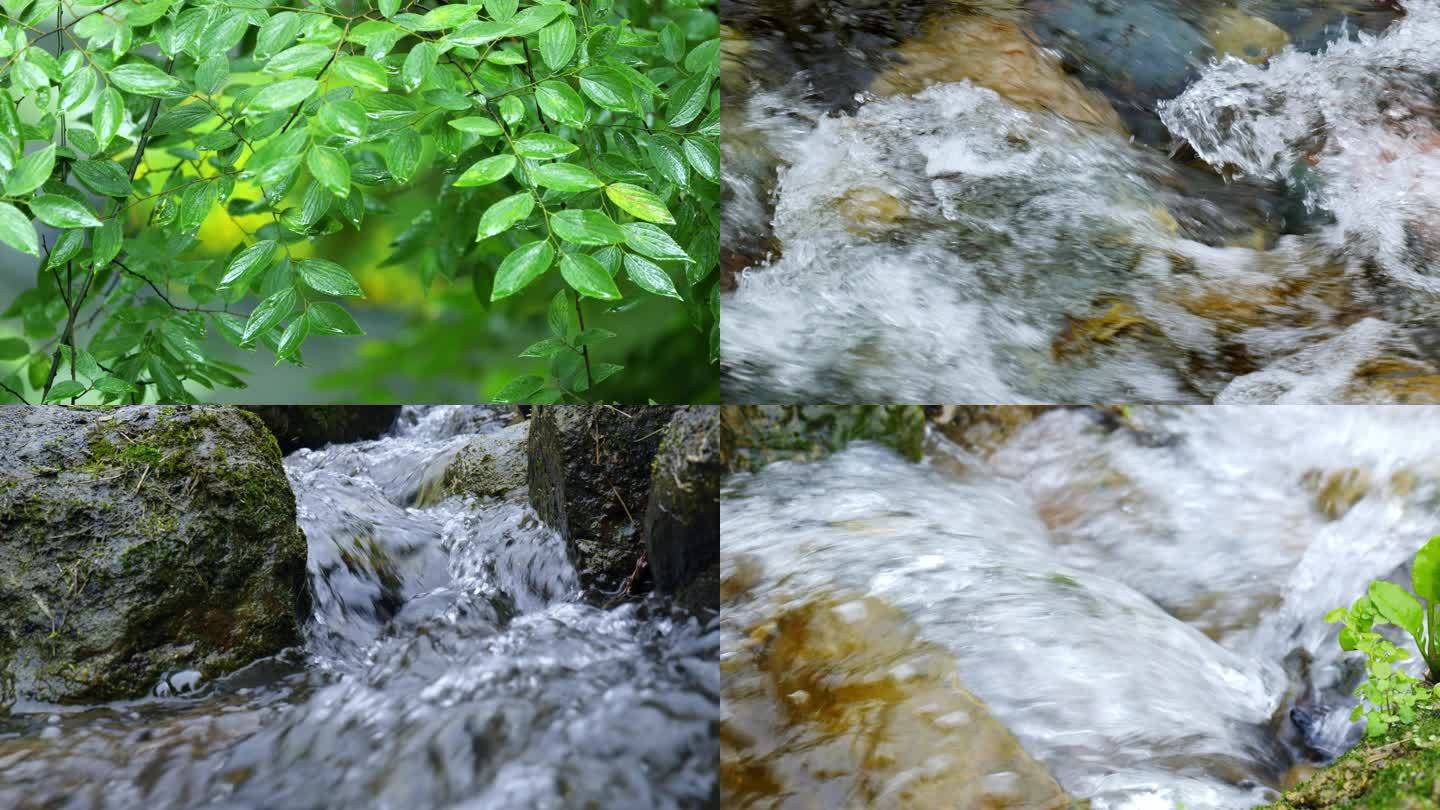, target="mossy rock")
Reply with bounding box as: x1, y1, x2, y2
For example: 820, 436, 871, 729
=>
720, 405, 926, 473
241, 406, 401, 454
419, 421, 530, 505
645, 407, 720, 613
526, 405, 675, 601
0, 406, 309, 710
1267, 712, 1440, 809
